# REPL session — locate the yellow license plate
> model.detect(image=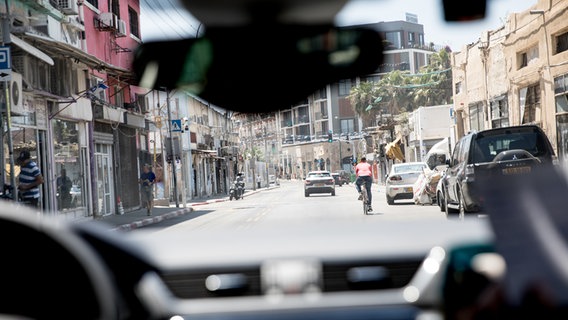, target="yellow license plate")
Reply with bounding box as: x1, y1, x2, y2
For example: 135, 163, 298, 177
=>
502, 166, 531, 175
404, 187, 413, 192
